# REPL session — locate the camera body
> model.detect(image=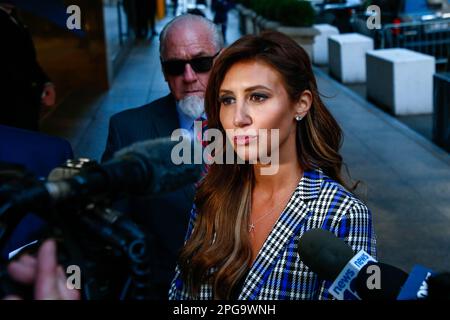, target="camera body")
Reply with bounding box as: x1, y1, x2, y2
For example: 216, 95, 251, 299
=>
0, 159, 154, 300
